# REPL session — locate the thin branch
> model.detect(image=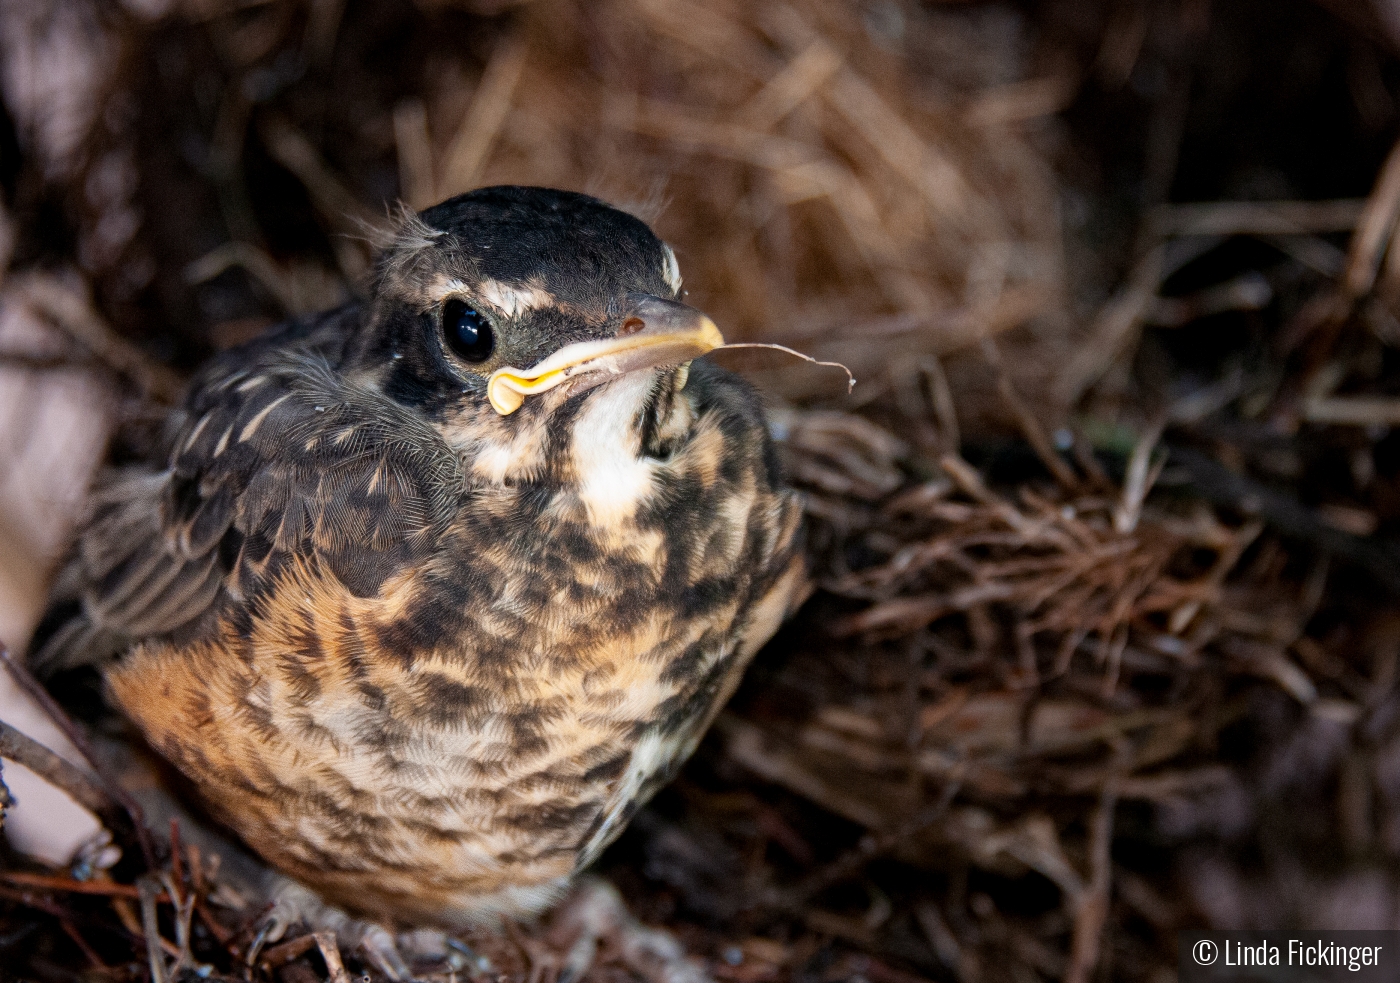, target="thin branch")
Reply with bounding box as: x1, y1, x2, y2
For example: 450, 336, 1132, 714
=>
0, 717, 114, 820
1150, 198, 1366, 238
1305, 395, 1400, 426
392, 98, 435, 211
1168, 445, 1400, 594
10, 273, 183, 403
921, 355, 960, 454
438, 33, 528, 198
1065, 778, 1118, 983
61, 920, 110, 971
316, 931, 355, 983
0, 351, 96, 373
0, 645, 158, 869
715, 342, 856, 391
260, 933, 318, 970
0, 872, 165, 900
0, 759, 12, 823
163, 871, 196, 974
139, 876, 169, 983
1113, 418, 1165, 534
777, 773, 964, 910
982, 338, 1079, 491
1344, 135, 1400, 298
